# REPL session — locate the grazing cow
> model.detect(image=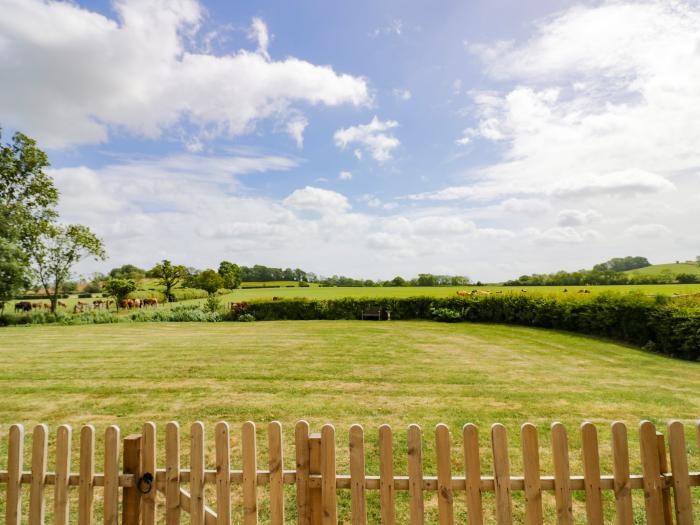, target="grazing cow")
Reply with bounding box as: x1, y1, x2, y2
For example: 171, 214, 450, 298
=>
563, 289, 568, 293
31, 302, 42, 310
106, 300, 114, 309
120, 299, 134, 309
456, 290, 468, 296
577, 289, 590, 294
57, 301, 67, 308
93, 300, 103, 309
14, 301, 32, 312
144, 298, 158, 307
521, 289, 528, 293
